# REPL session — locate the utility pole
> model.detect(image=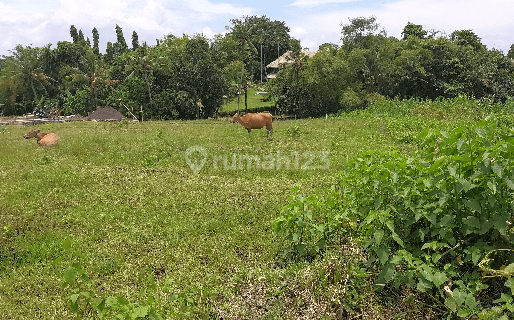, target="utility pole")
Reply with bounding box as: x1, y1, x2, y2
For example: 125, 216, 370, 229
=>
237, 41, 244, 115
260, 43, 263, 83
